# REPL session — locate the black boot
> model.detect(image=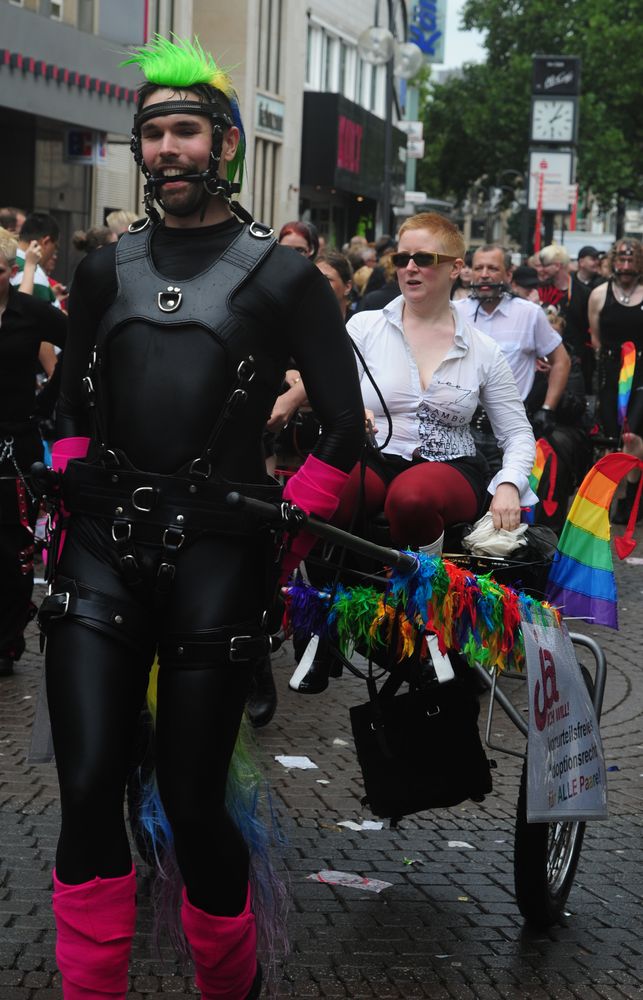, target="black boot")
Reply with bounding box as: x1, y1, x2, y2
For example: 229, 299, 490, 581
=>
246, 656, 277, 728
